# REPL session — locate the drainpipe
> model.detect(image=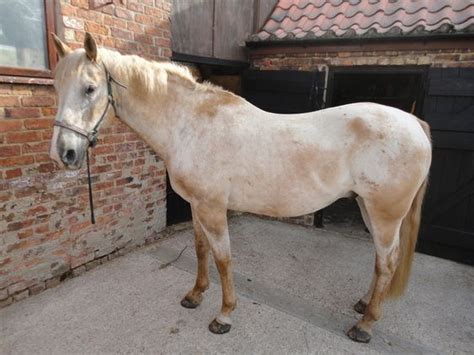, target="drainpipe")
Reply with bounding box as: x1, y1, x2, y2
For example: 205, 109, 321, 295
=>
318, 64, 329, 108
